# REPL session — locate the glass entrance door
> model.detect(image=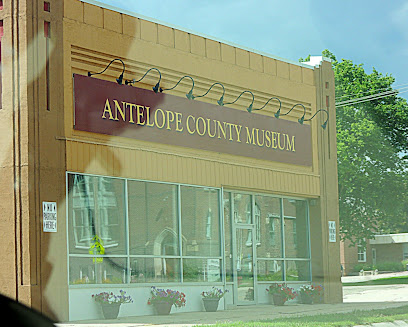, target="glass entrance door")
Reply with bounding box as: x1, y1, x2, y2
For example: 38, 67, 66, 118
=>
234, 226, 255, 304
